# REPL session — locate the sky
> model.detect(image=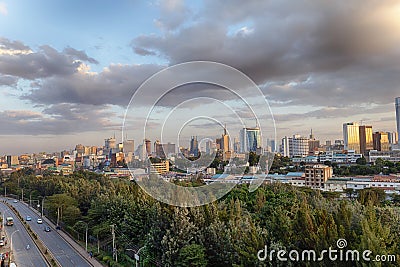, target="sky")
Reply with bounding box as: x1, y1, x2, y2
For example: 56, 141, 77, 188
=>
1, 0, 400, 154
